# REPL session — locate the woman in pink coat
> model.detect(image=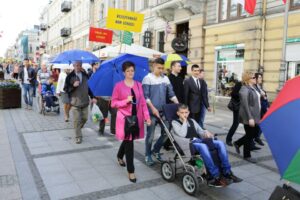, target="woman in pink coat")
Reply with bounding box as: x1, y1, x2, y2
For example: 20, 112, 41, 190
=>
111, 61, 151, 183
